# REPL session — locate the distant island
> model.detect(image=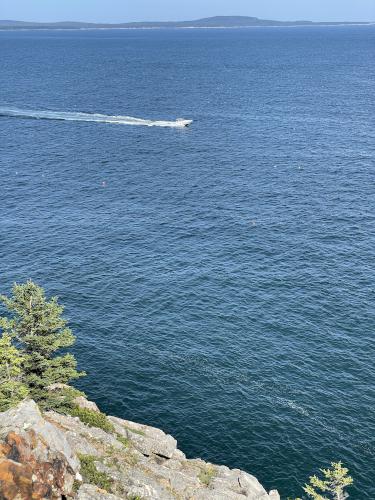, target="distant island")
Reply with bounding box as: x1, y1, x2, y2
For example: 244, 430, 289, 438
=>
0, 16, 373, 30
